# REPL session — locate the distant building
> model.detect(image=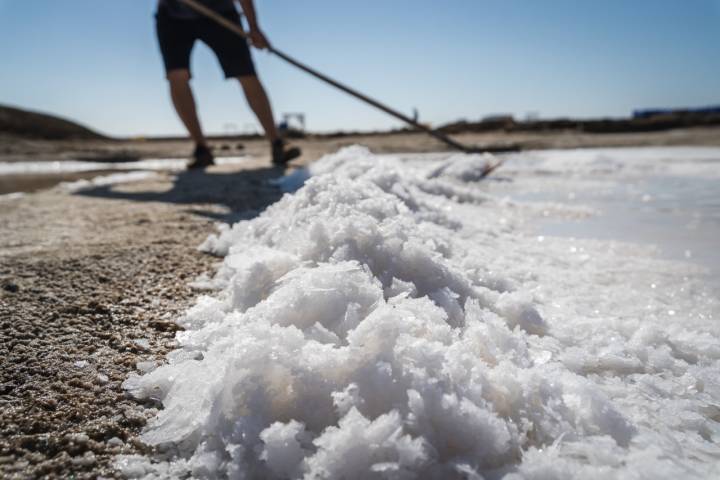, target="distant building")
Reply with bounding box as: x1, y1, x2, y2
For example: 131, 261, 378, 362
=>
281, 113, 306, 132
633, 105, 720, 119
482, 114, 515, 122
